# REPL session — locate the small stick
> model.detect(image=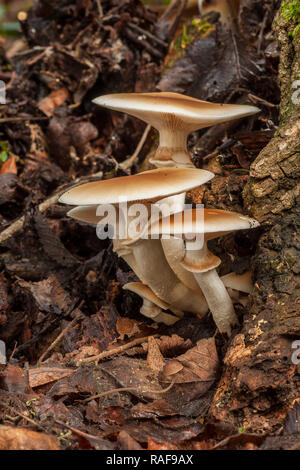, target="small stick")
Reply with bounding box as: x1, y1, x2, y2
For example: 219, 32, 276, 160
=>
38, 310, 84, 364
120, 124, 151, 170
77, 334, 160, 366
128, 22, 168, 48
95, 0, 103, 17
55, 420, 104, 441
0, 193, 59, 245
0, 172, 103, 245
79, 380, 174, 404
0, 400, 45, 432
0, 117, 49, 123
